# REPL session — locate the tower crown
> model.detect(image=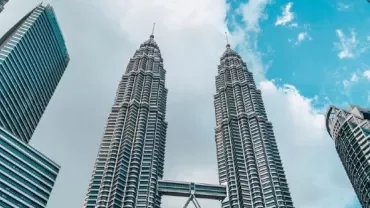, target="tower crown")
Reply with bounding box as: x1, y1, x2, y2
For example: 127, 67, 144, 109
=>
140, 23, 158, 49
140, 35, 159, 49
221, 44, 240, 60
